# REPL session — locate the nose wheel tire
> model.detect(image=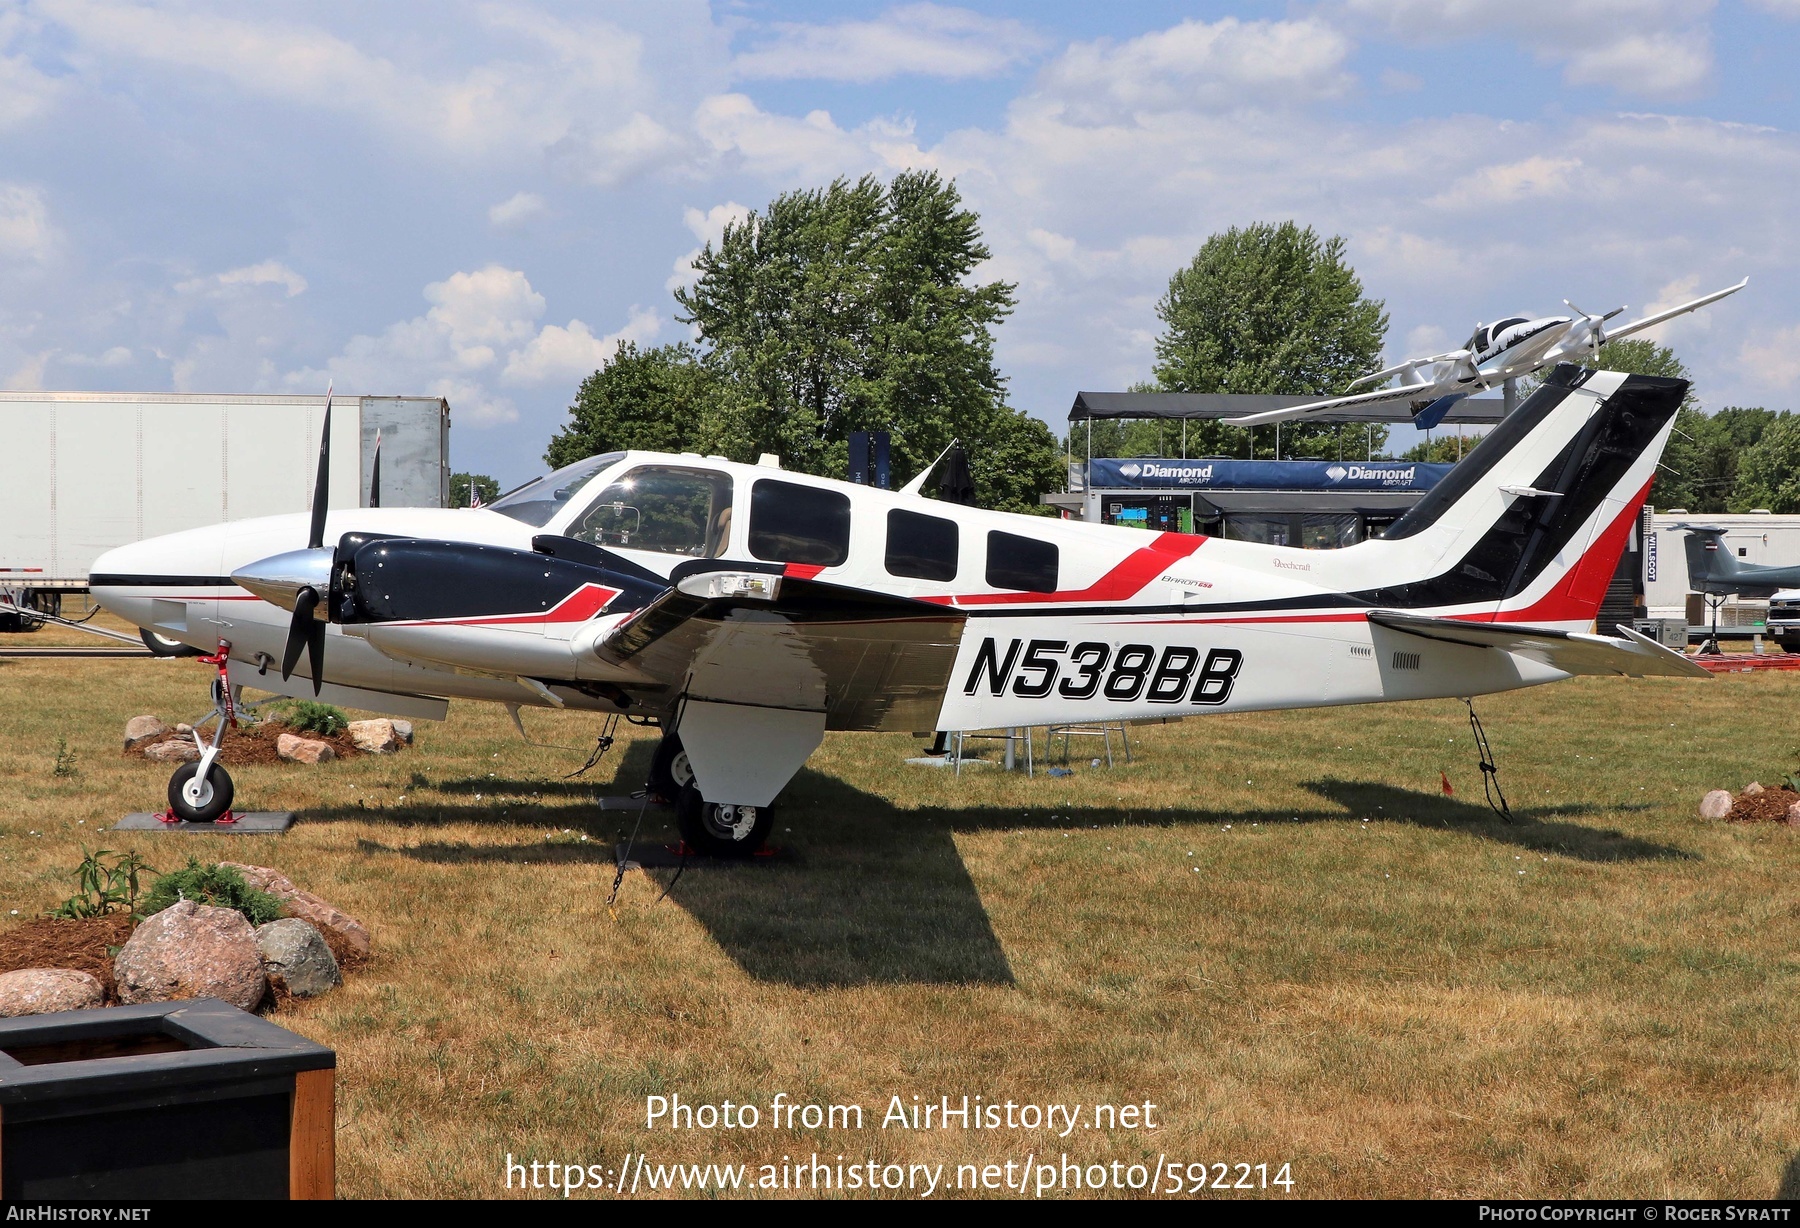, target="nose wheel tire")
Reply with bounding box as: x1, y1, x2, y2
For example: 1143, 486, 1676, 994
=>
140, 628, 204, 658
674, 782, 772, 859
647, 734, 694, 801
167, 761, 235, 824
